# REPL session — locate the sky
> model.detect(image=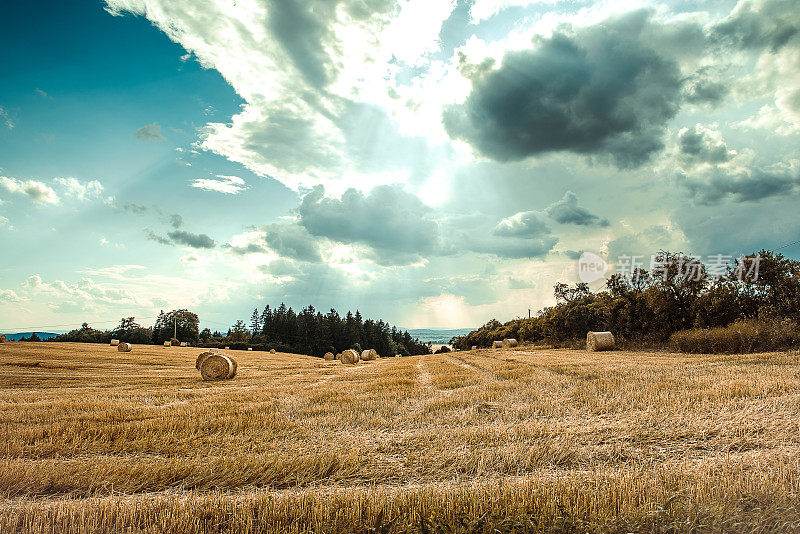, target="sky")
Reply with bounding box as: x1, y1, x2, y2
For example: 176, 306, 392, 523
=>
1, 0, 798, 333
